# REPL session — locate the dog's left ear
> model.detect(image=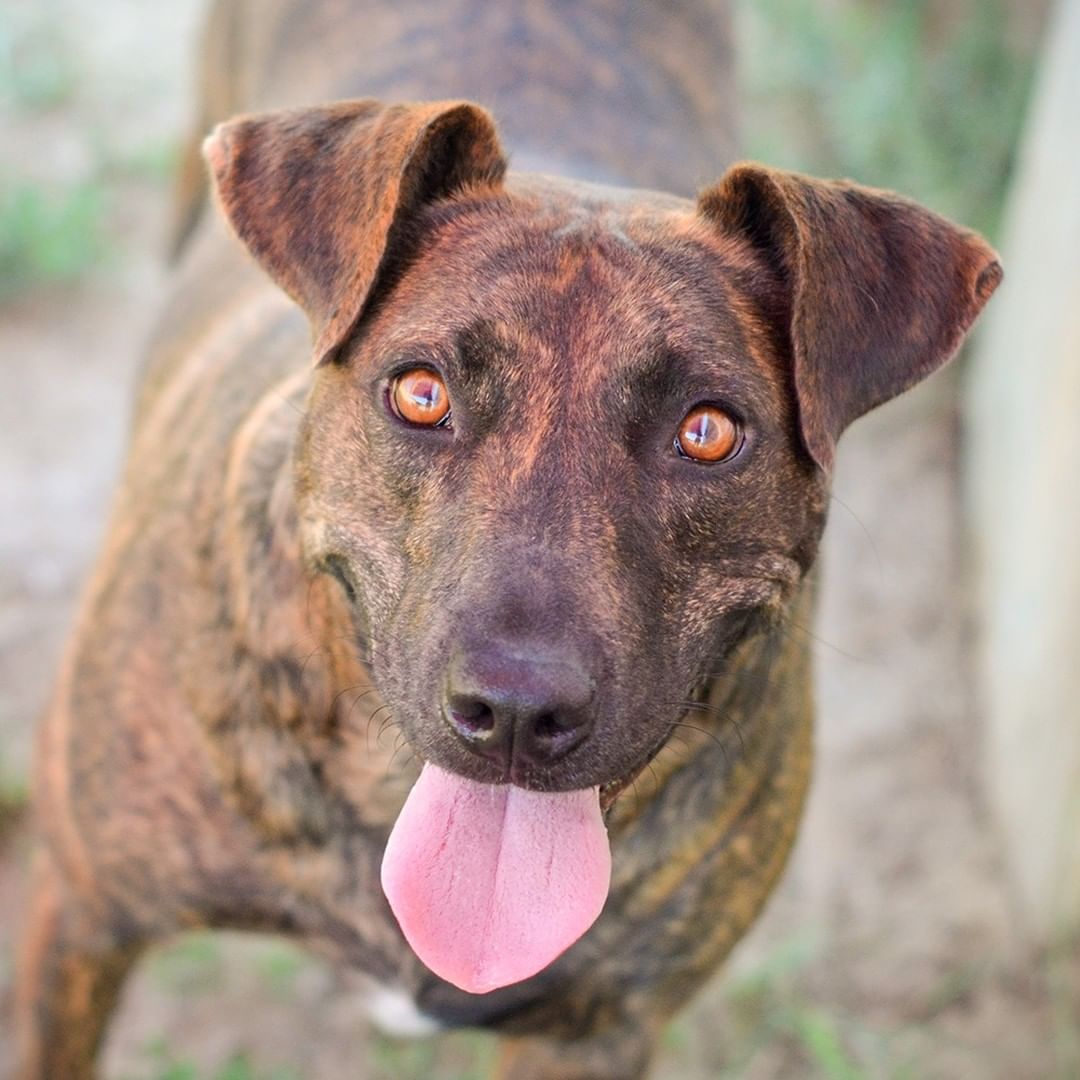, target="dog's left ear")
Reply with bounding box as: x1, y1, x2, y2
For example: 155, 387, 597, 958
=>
203, 99, 506, 365
700, 164, 1002, 471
